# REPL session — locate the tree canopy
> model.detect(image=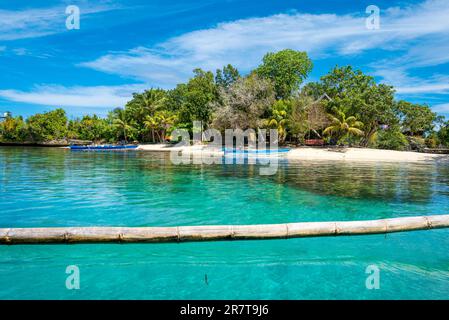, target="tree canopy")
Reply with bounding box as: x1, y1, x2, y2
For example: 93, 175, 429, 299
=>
27, 108, 68, 142
1, 49, 447, 150
256, 49, 313, 99
395, 101, 437, 136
